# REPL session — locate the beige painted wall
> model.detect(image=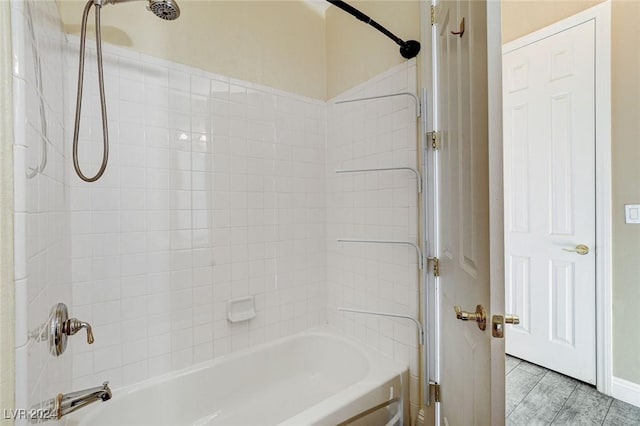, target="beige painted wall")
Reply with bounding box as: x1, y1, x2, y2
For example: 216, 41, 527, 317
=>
610, 0, 640, 386
502, 0, 604, 43
59, 0, 420, 100
325, 0, 419, 99
503, 0, 640, 385
58, 0, 327, 99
